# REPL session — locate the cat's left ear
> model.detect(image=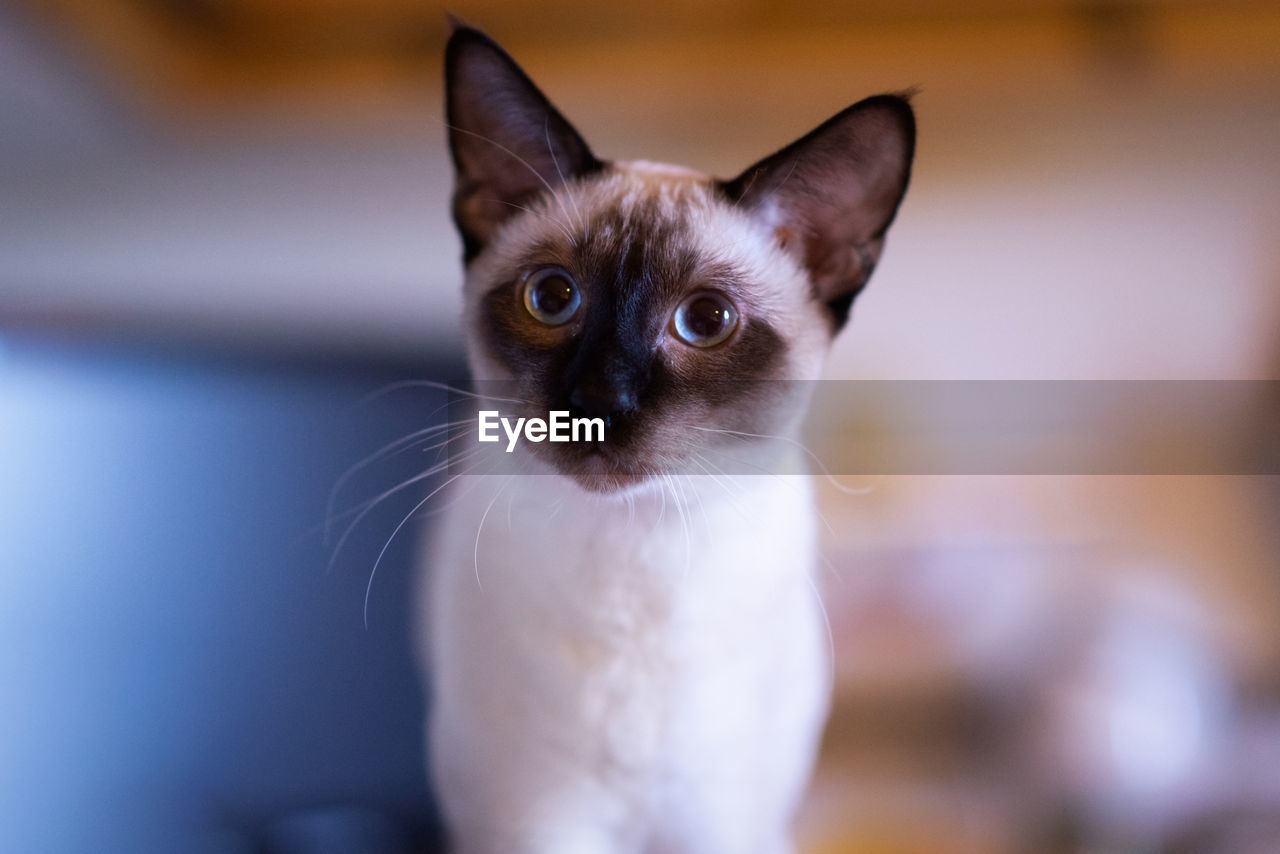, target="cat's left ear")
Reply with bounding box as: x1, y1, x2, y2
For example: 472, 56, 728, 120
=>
445, 26, 602, 261
720, 94, 915, 331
